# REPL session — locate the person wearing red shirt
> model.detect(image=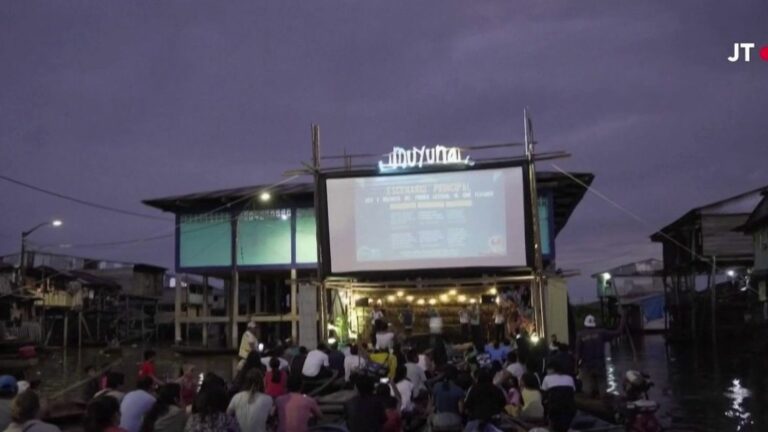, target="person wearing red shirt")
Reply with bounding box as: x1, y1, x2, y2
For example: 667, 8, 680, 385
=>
138, 350, 162, 386
264, 357, 288, 398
